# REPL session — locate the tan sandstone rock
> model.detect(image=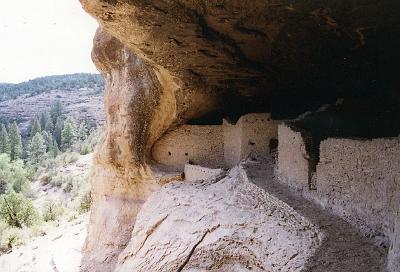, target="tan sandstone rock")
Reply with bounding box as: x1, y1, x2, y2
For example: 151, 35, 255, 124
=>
115, 167, 322, 272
